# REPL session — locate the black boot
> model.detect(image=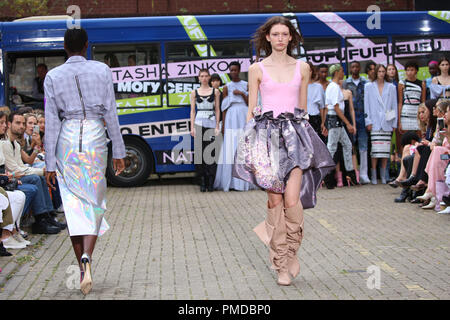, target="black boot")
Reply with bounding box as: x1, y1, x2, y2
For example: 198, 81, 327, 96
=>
410, 189, 425, 203
400, 175, 418, 187
32, 214, 60, 234
0, 241, 12, 257
200, 176, 206, 192
46, 212, 67, 230
324, 171, 336, 189
394, 188, 411, 203
346, 170, 359, 186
